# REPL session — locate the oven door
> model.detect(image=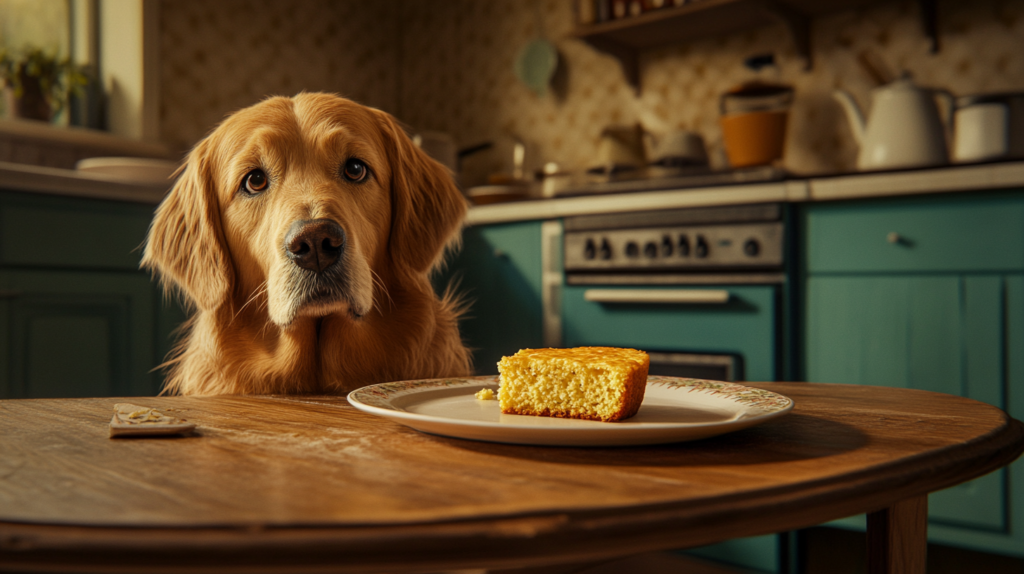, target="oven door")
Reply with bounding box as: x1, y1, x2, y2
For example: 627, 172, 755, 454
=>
561, 284, 778, 381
